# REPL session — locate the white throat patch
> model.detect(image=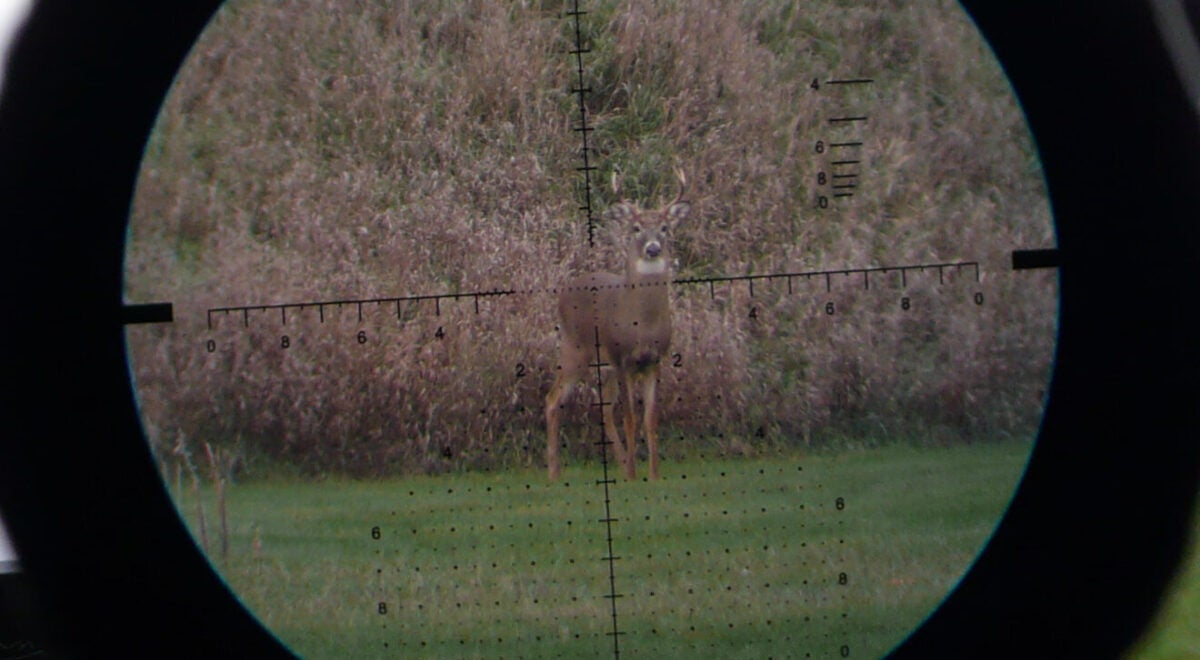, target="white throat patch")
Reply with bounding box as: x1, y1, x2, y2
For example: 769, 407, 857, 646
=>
635, 258, 667, 275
